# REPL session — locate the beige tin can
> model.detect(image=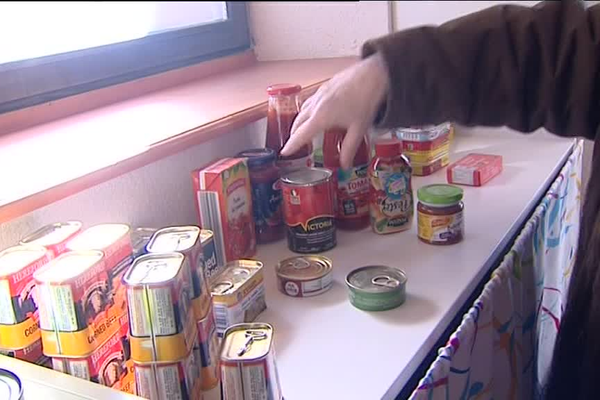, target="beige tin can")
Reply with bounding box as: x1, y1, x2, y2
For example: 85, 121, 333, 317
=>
66, 223, 132, 272
210, 260, 266, 337
276, 255, 333, 297
20, 221, 82, 258
220, 322, 283, 400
